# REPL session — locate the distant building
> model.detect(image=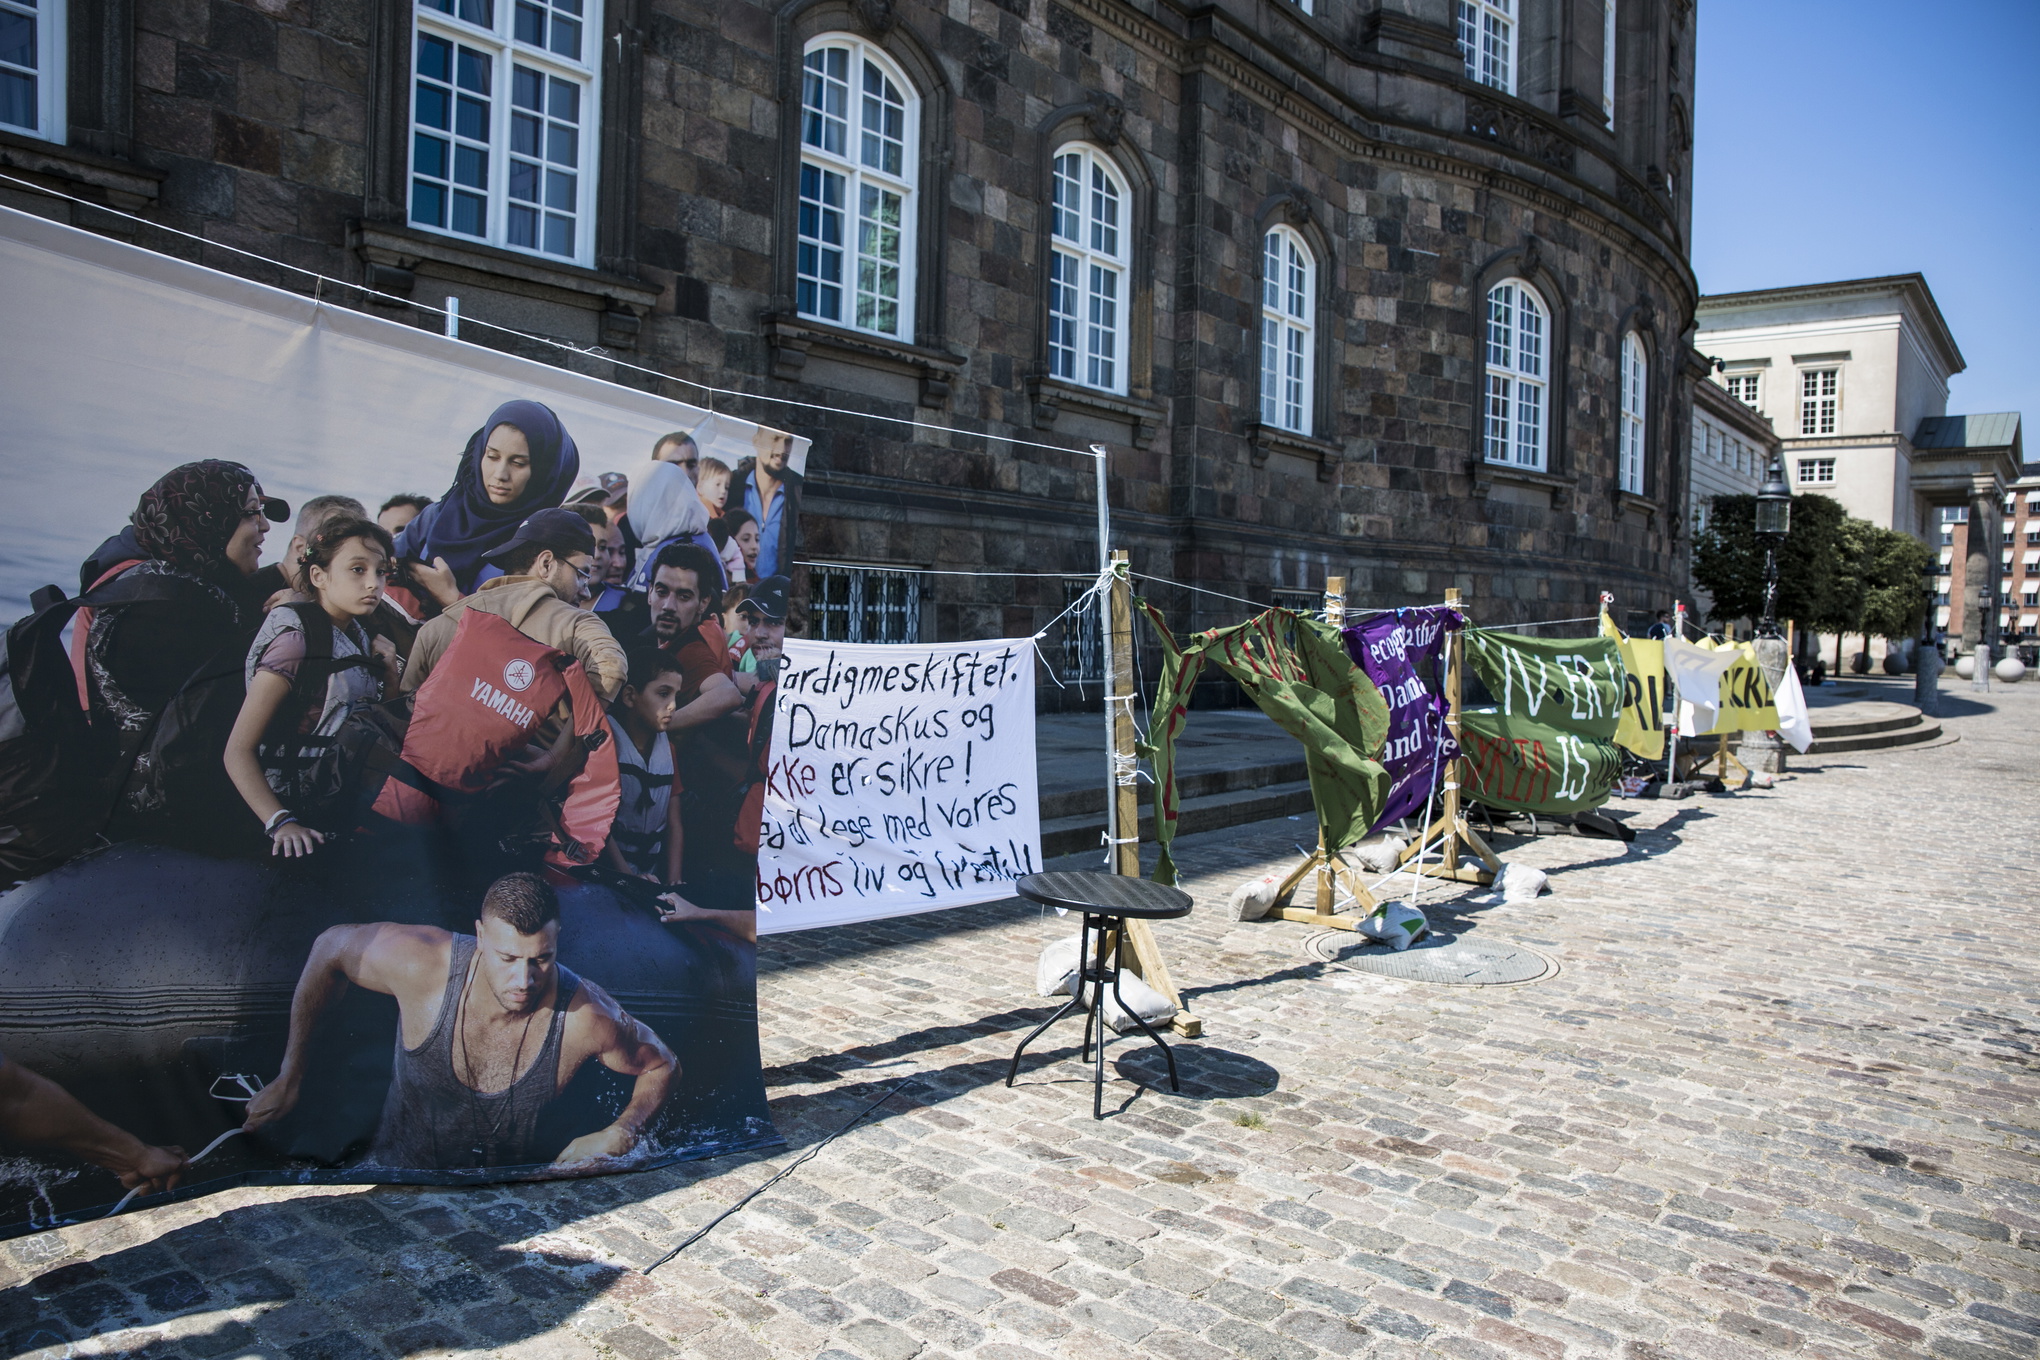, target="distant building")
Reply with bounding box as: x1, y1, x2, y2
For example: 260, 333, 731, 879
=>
1942, 451, 2039, 649
1695, 275, 2023, 657
1684, 371, 1779, 624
